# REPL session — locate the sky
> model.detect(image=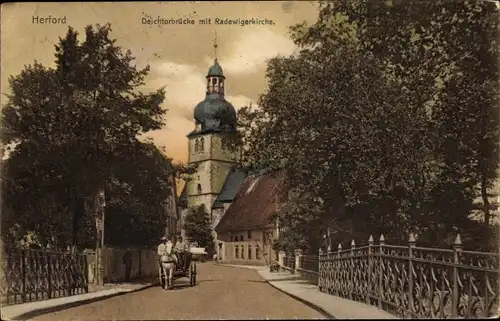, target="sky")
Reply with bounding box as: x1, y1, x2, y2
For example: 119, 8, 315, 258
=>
1, 1, 320, 164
